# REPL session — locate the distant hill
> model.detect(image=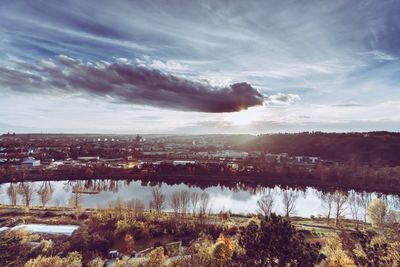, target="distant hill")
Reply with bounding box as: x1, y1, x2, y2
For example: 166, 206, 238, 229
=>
240, 131, 400, 166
